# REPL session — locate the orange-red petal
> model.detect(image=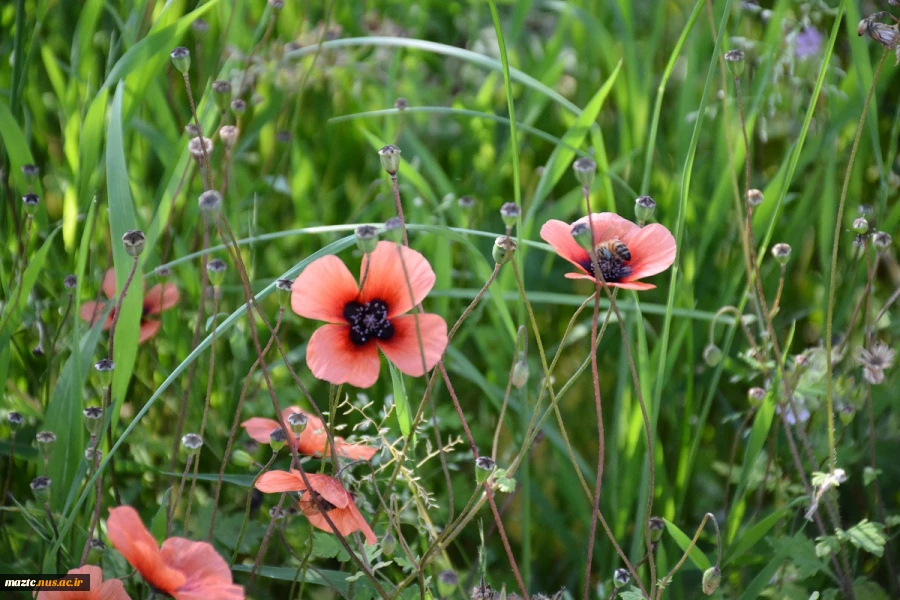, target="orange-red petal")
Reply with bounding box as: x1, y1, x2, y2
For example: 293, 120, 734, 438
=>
256, 470, 306, 493
576, 212, 642, 245
620, 223, 676, 281
144, 283, 180, 315
377, 313, 447, 377
306, 324, 382, 388
305, 473, 351, 509
359, 242, 435, 318
240, 417, 283, 445
35, 566, 130, 600
158, 537, 244, 600
291, 255, 360, 324
79, 301, 114, 328
101, 269, 118, 300
540, 219, 591, 273
564, 272, 657, 290
106, 506, 186, 594
335, 440, 378, 460
138, 320, 161, 344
